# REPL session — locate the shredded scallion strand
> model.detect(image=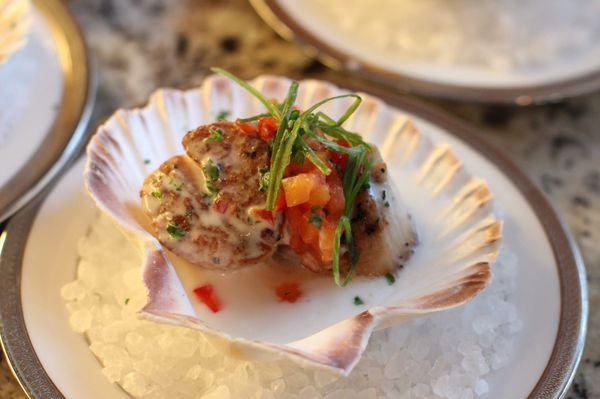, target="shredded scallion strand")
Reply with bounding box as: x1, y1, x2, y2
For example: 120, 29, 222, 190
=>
212, 68, 373, 286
